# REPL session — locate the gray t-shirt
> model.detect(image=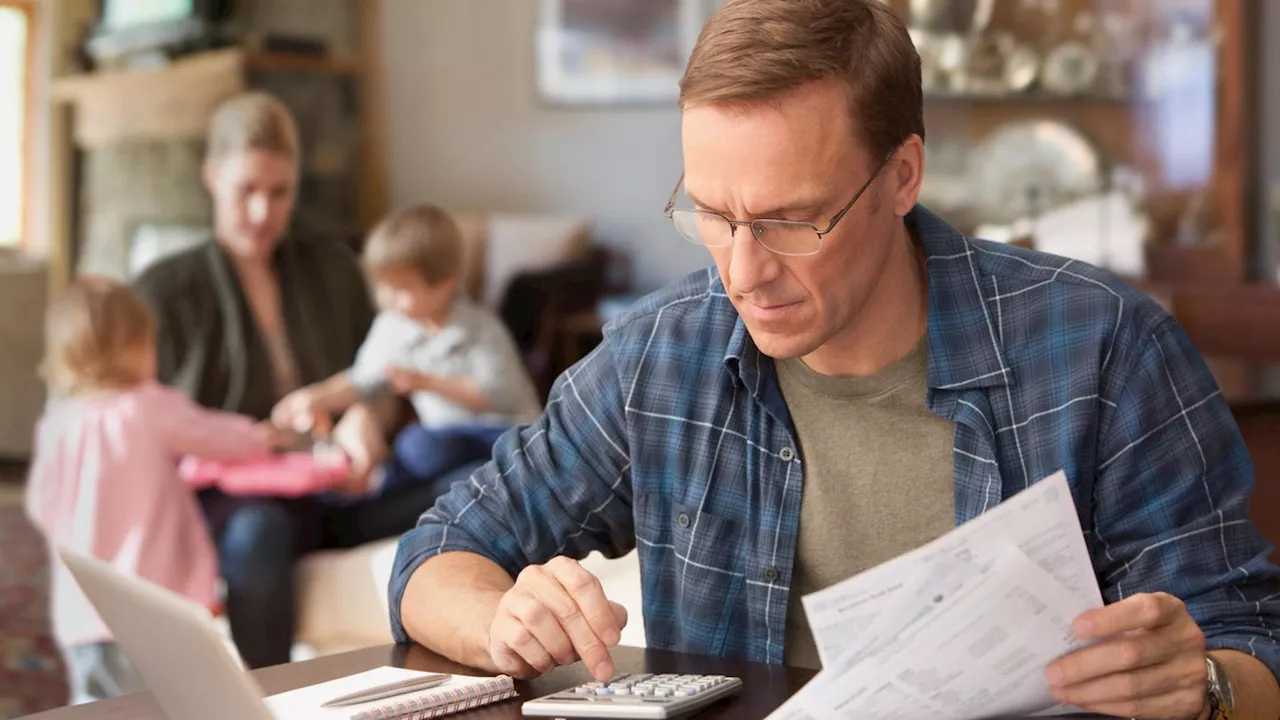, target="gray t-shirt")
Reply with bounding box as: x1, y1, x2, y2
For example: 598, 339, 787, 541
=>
776, 337, 955, 669
349, 298, 542, 427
